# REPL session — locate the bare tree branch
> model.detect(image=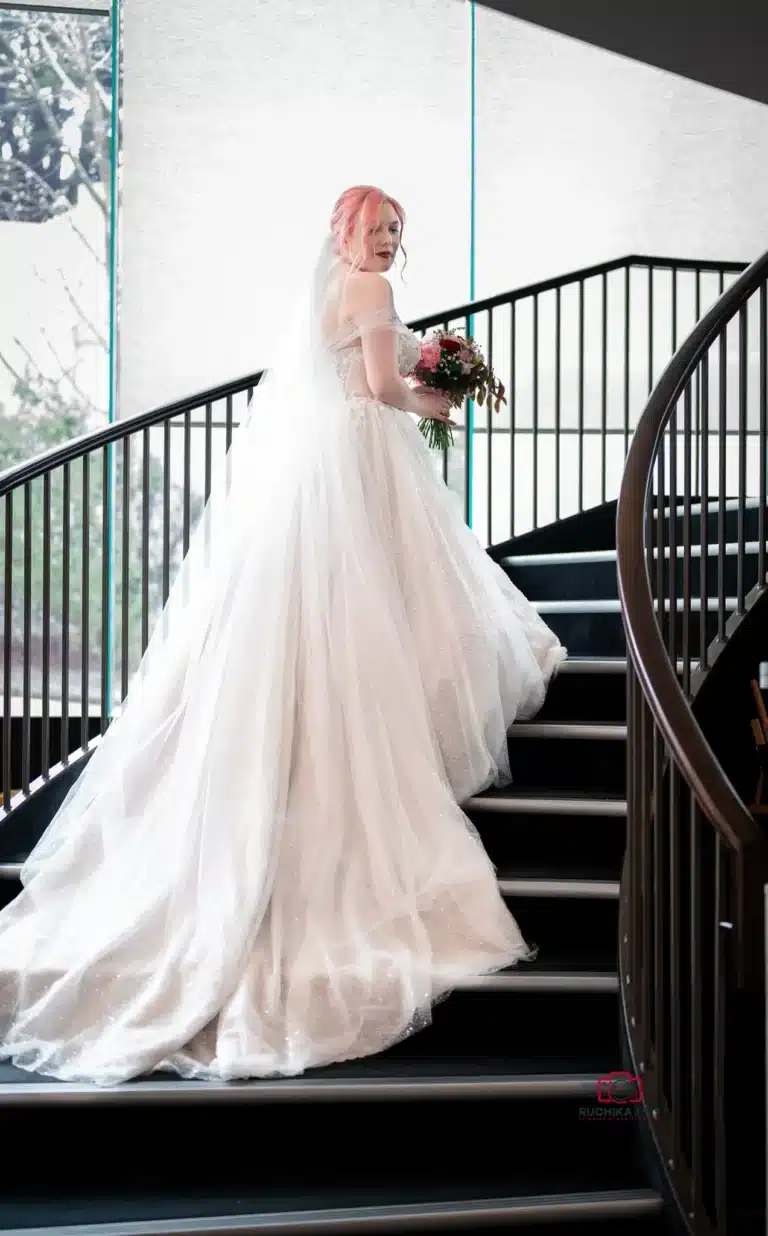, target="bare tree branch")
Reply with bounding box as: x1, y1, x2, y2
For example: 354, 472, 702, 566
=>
0, 351, 23, 385
65, 212, 105, 268
38, 328, 93, 405
58, 270, 109, 350
0, 27, 107, 218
